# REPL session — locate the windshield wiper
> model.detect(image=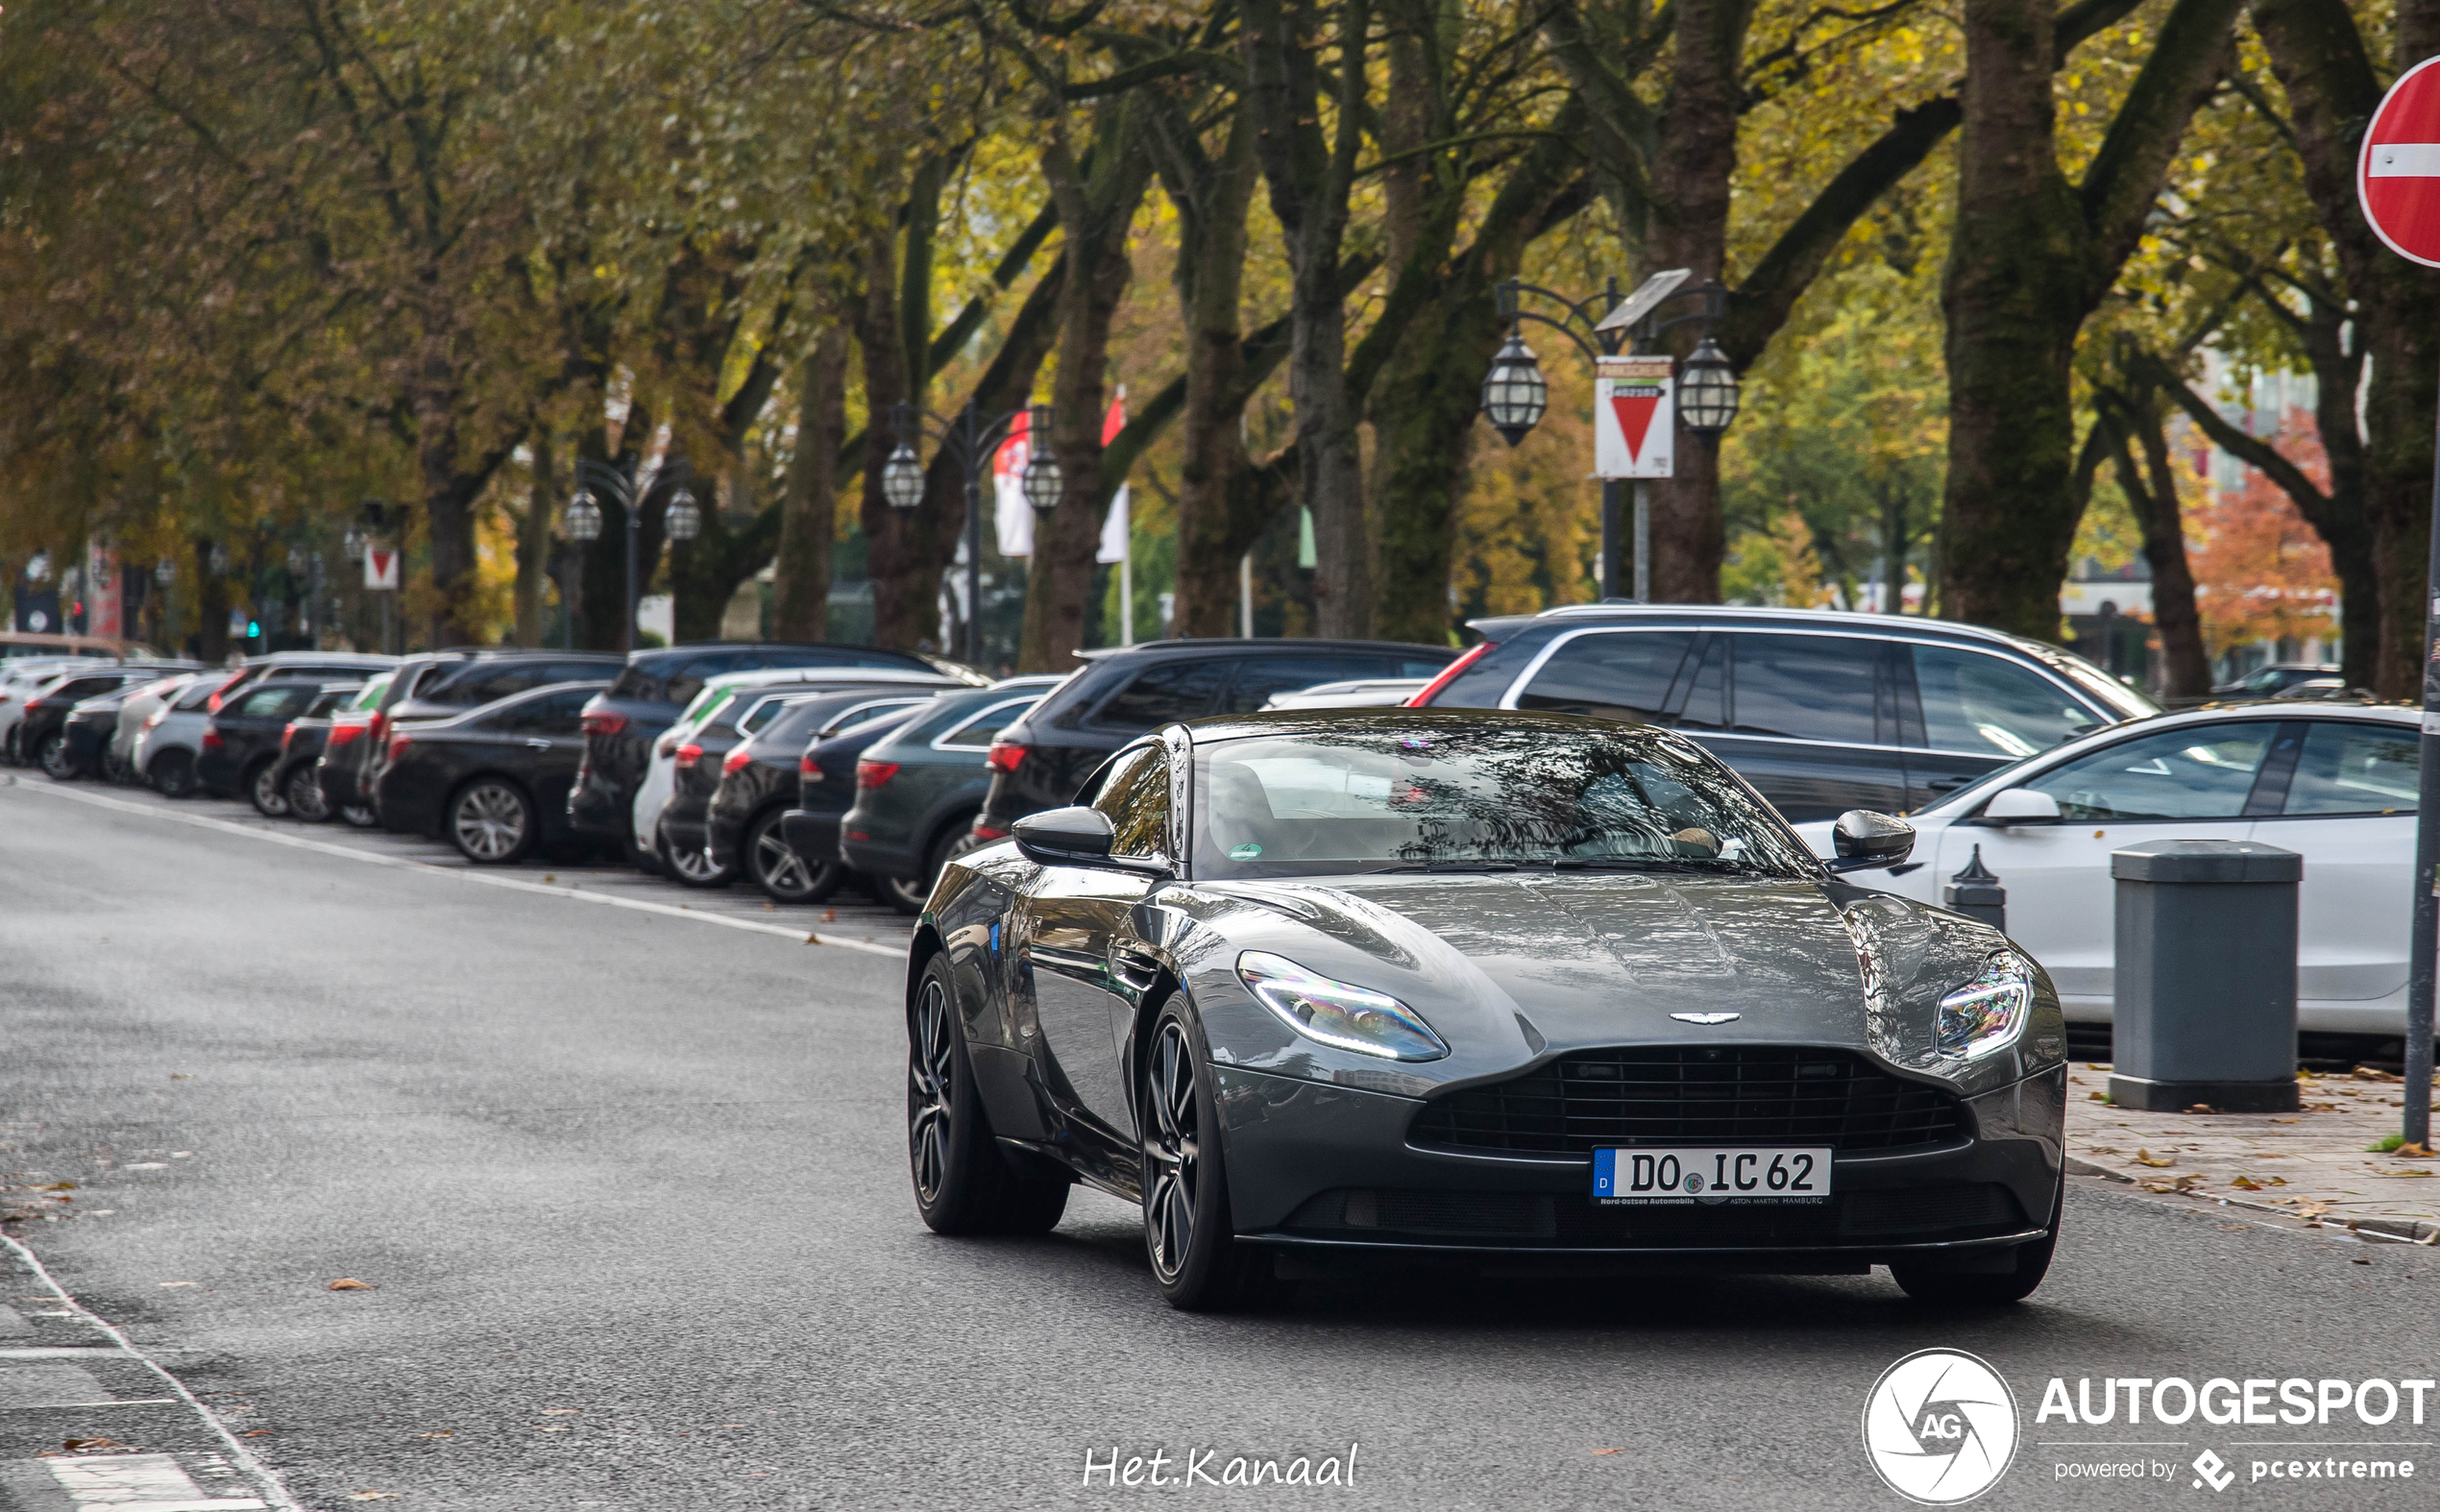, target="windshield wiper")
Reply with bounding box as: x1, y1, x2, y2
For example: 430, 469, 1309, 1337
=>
1546, 856, 1738, 873
1374, 861, 1522, 873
